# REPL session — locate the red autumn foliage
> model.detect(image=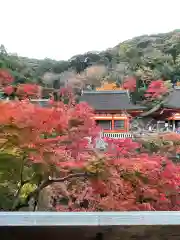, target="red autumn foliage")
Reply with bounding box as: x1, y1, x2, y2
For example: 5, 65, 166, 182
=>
56, 138, 180, 211
0, 69, 14, 86
145, 80, 168, 99
0, 70, 179, 211
0, 69, 41, 99
157, 132, 180, 154
1, 92, 180, 211
3, 85, 14, 95
15, 83, 41, 99
123, 77, 136, 92
3, 83, 41, 99
0, 100, 98, 167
